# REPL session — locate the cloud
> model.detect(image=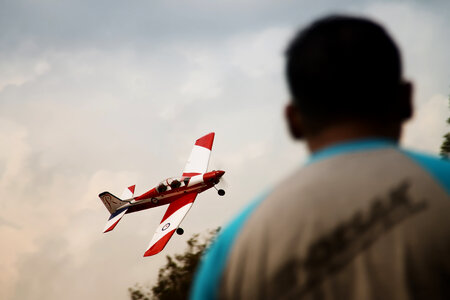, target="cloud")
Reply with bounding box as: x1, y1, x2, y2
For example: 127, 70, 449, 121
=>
403, 94, 449, 154
180, 51, 224, 100
0, 23, 297, 298
228, 27, 291, 79
361, 1, 450, 105
0, 119, 32, 190
0, 57, 51, 92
